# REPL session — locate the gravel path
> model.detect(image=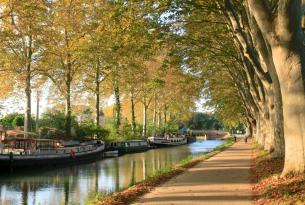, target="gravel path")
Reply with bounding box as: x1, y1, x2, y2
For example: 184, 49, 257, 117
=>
132, 140, 253, 205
